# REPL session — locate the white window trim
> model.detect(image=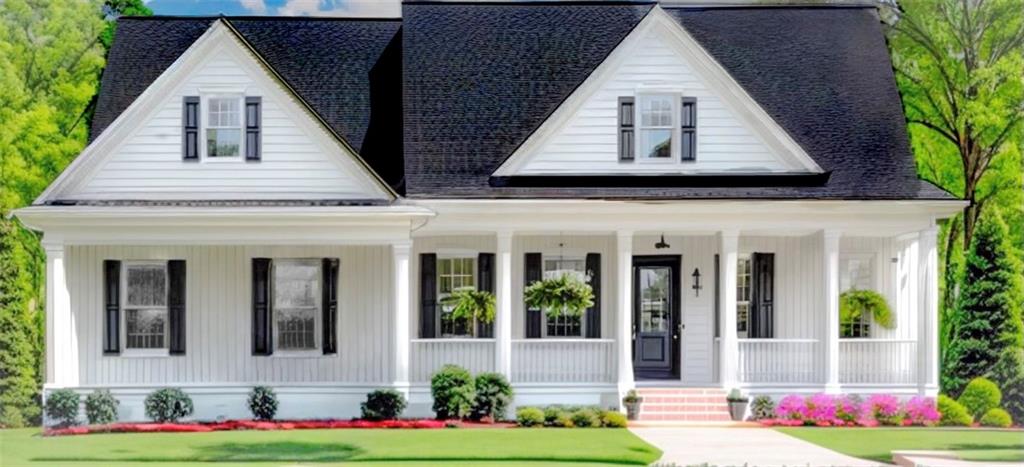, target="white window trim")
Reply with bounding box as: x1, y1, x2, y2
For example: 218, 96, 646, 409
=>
121, 260, 170, 357
436, 253, 478, 339
200, 92, 245, 163
540, 253, 589, 339
271, 258, 322, 356
735, 253, 752, 339
635, 92, 681, 165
